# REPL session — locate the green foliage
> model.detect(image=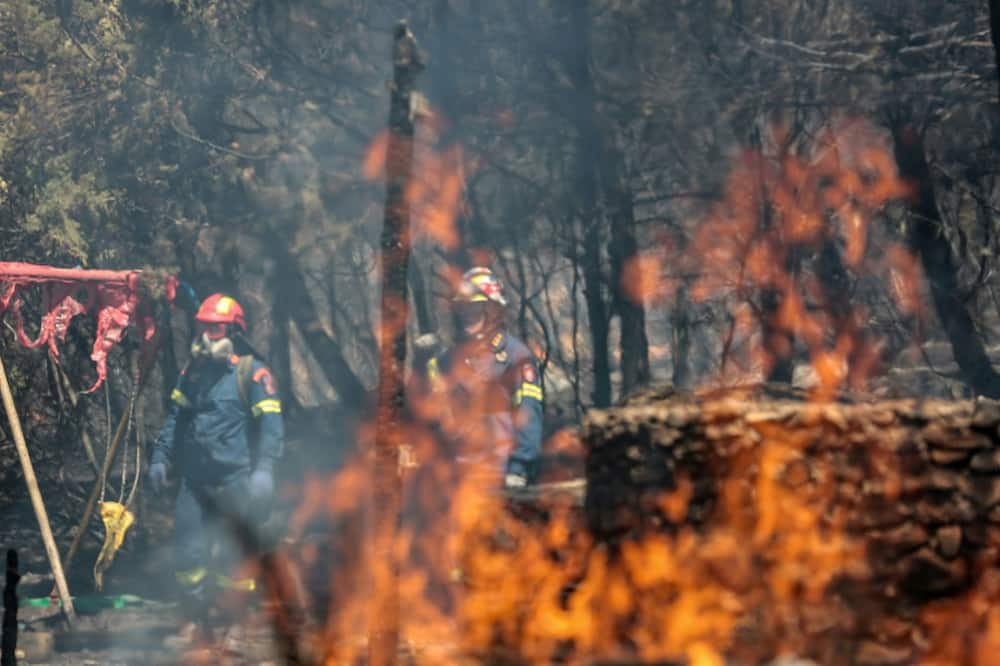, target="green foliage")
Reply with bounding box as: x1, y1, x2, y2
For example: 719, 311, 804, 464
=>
24, 172, 117, 263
